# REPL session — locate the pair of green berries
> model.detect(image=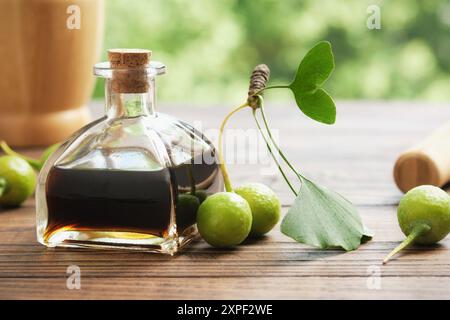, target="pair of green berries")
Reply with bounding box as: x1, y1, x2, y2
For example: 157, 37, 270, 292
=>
197, 183, 281, 248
